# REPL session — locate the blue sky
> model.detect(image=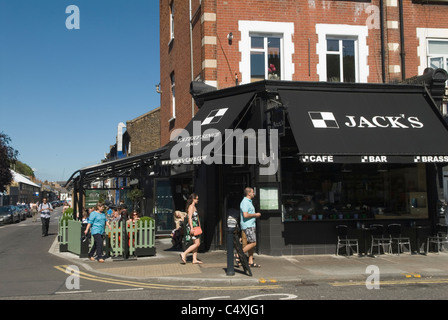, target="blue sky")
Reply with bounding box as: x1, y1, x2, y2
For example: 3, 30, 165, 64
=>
0, 0, 160, 182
